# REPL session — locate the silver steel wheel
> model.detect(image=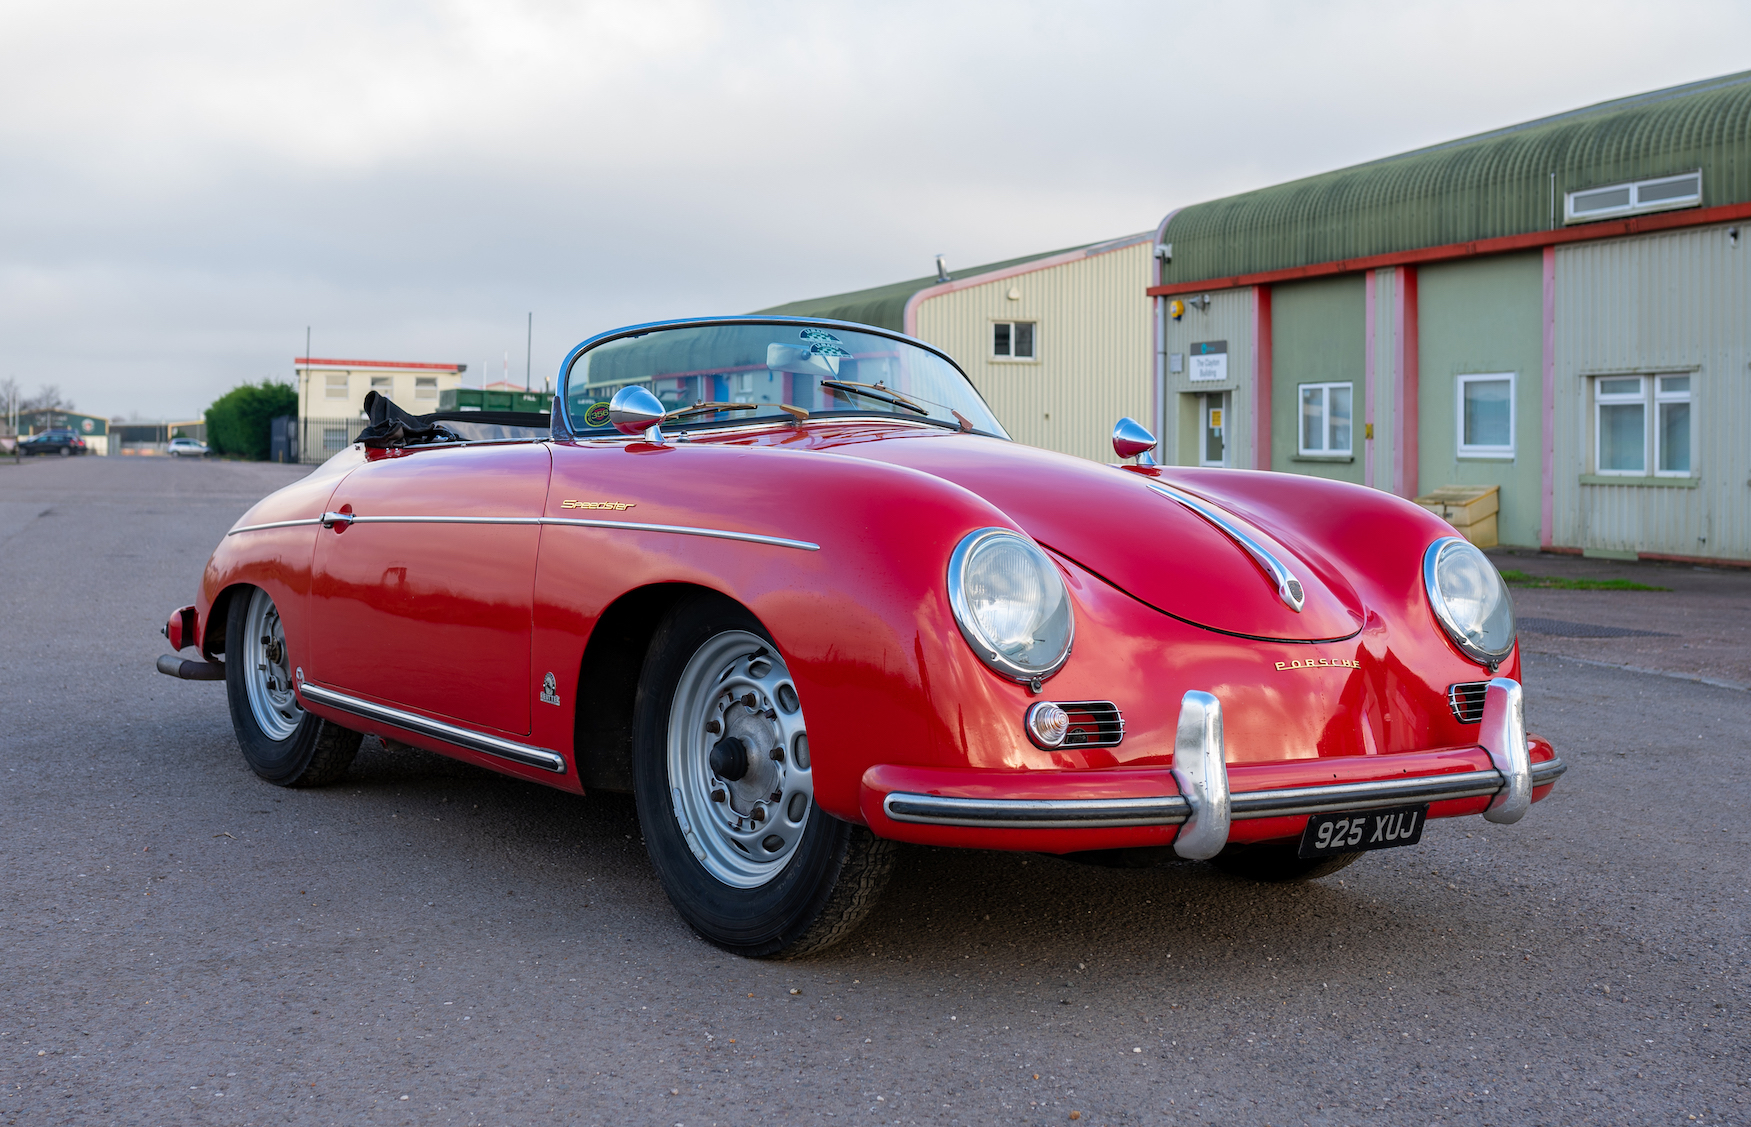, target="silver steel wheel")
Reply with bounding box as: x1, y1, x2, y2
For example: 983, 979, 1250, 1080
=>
666, 630, 813, 889
241, 587, 303, 742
